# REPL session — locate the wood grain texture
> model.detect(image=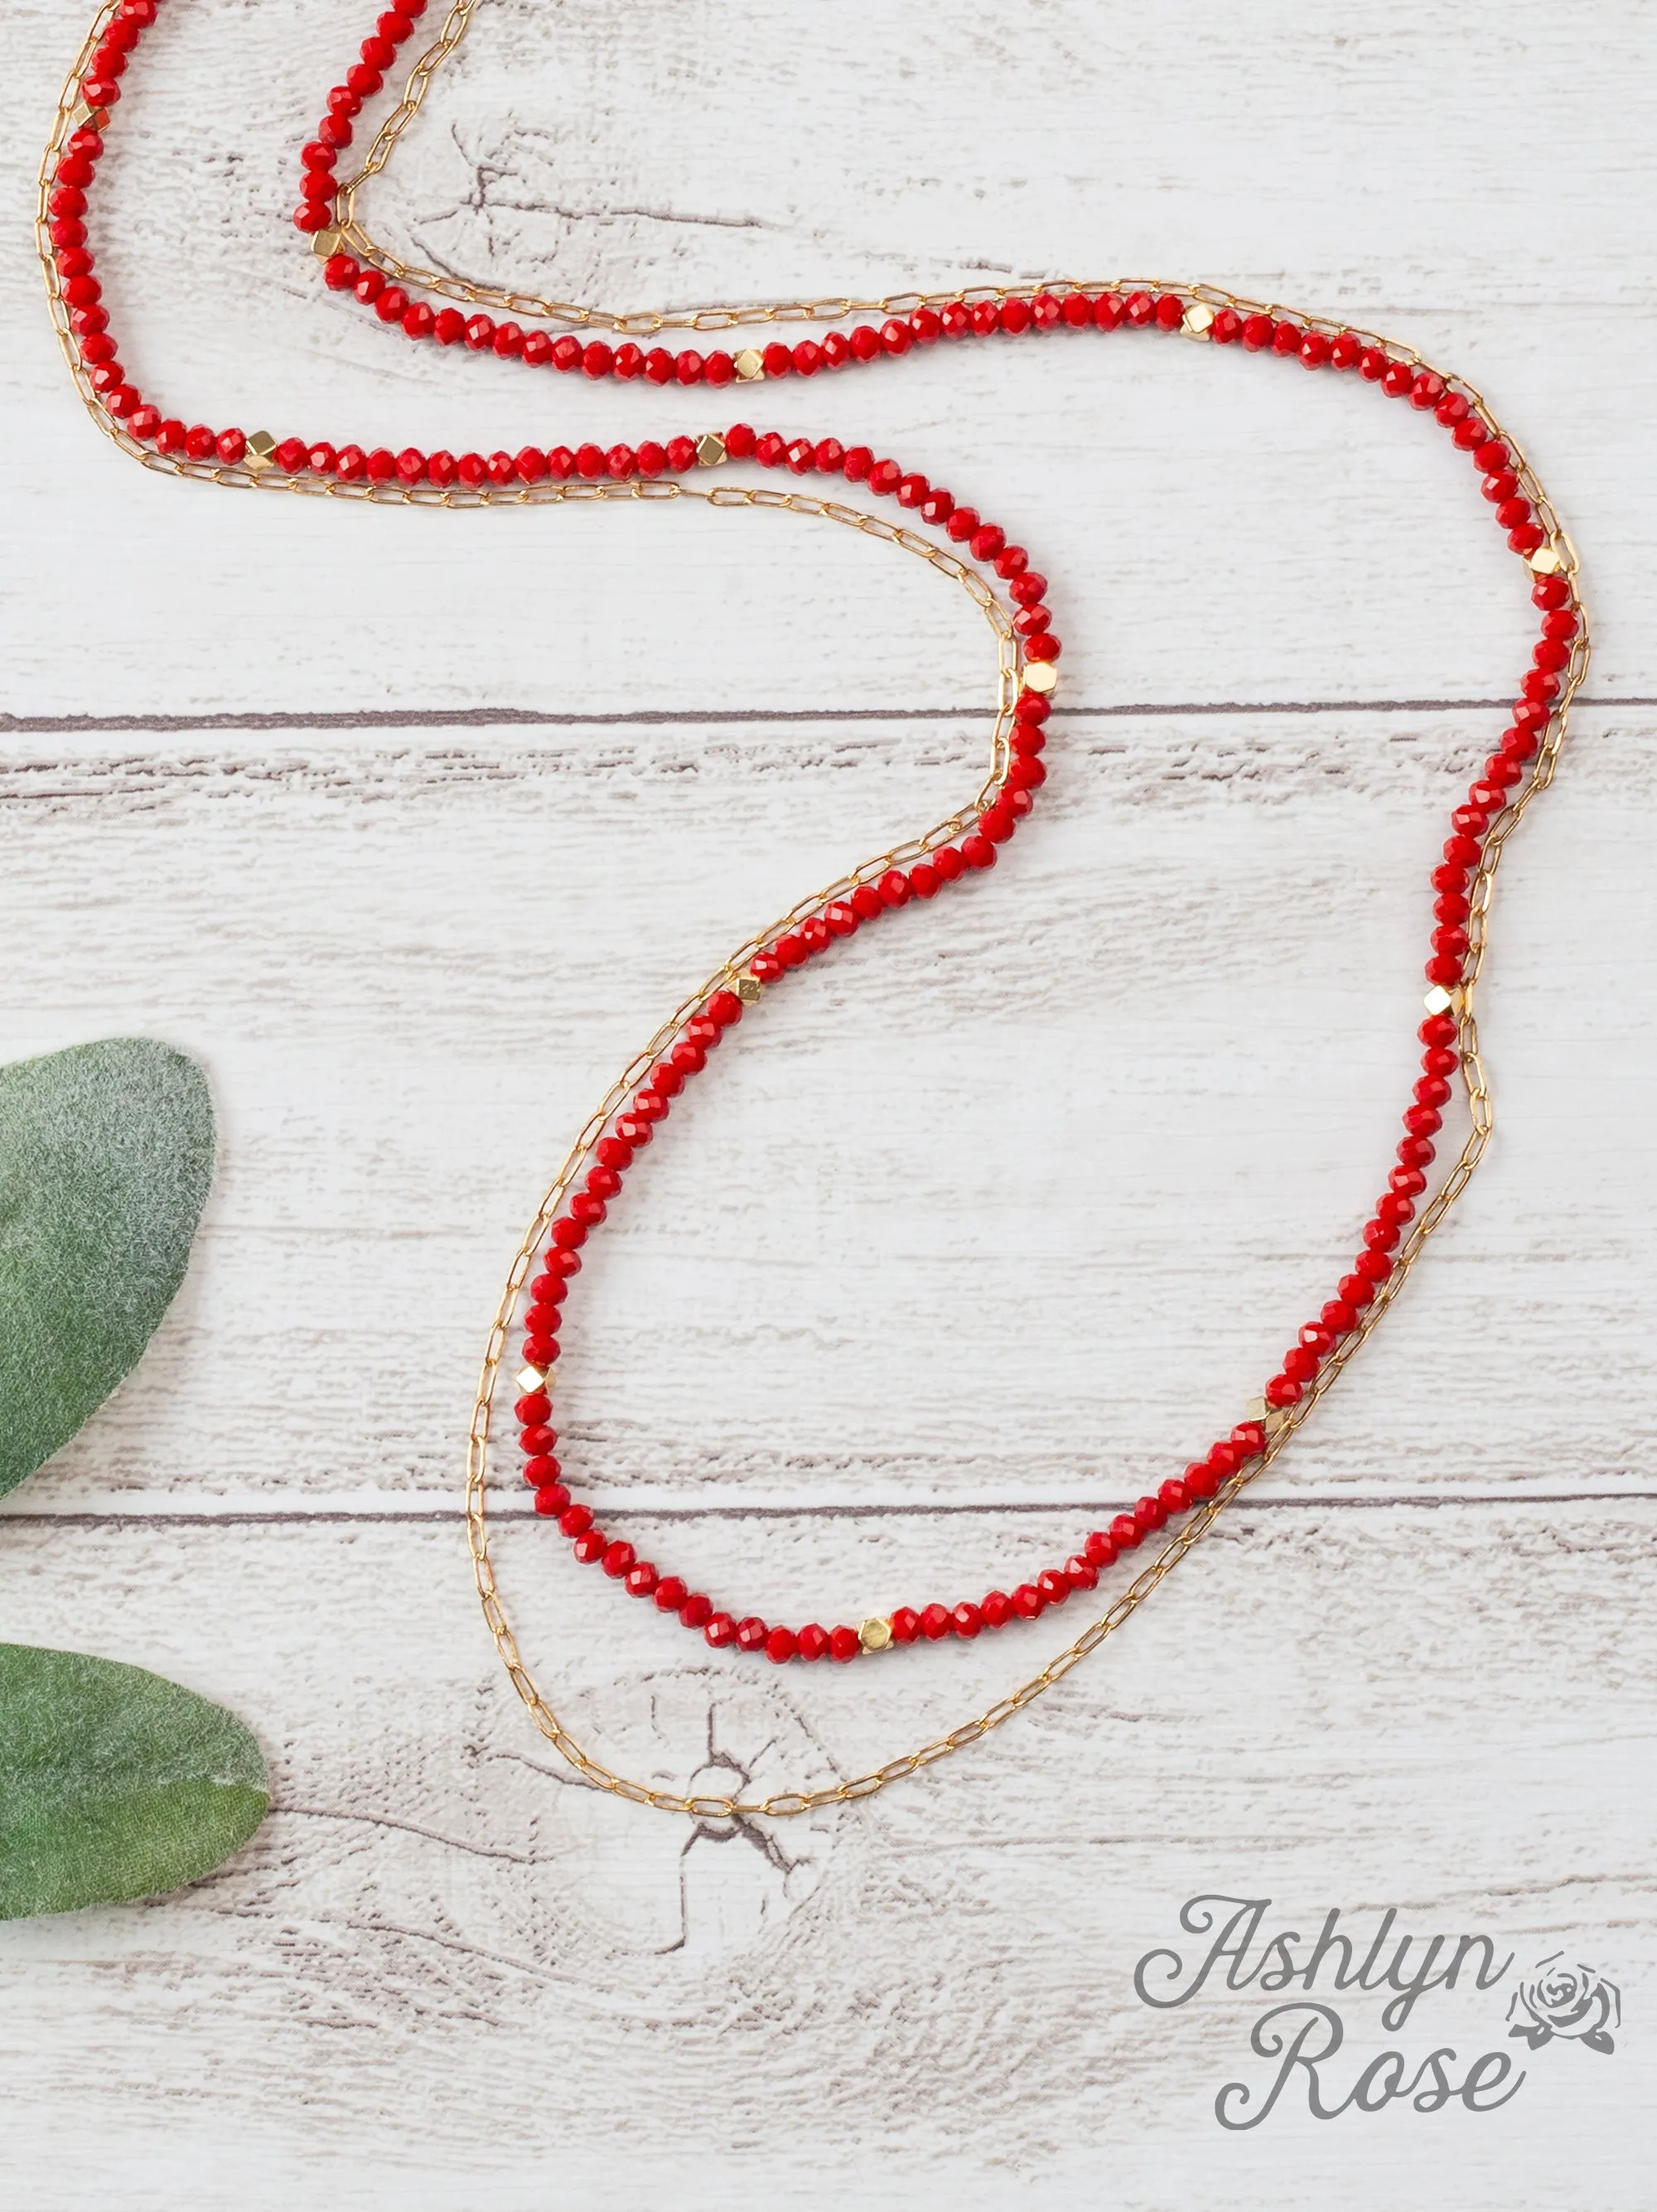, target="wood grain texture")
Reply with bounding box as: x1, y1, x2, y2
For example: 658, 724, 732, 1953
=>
2, 0, 1654, 2204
